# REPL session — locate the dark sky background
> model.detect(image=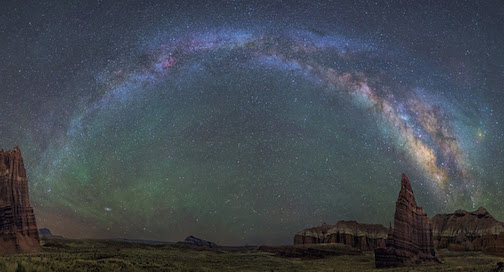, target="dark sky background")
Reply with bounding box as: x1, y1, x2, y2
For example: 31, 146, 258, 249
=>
1, 0, 503, 245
